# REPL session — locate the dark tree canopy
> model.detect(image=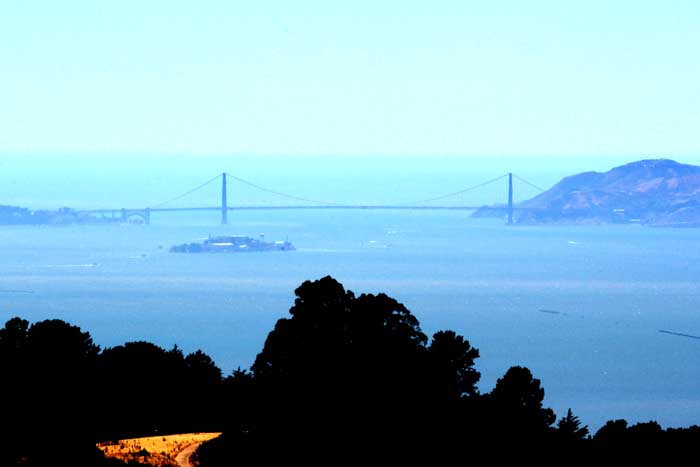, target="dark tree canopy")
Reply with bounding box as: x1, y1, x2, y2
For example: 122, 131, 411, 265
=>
26, 318, 100, 362
220, 276, 482, 462
0, 316, 222, 466
97, 341, 223, 438
428, 330, 481, 399
252, 277, 431, 387
0, 316, 29, 356
186, 349, 223, 385
594, 419, 629, 444
0, 318, 107, 466
557, 408, 590, 440
251, 277, 478, 403
252, 277, 430, 398
8, 279, 700, 466
487, 365, 556, 446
